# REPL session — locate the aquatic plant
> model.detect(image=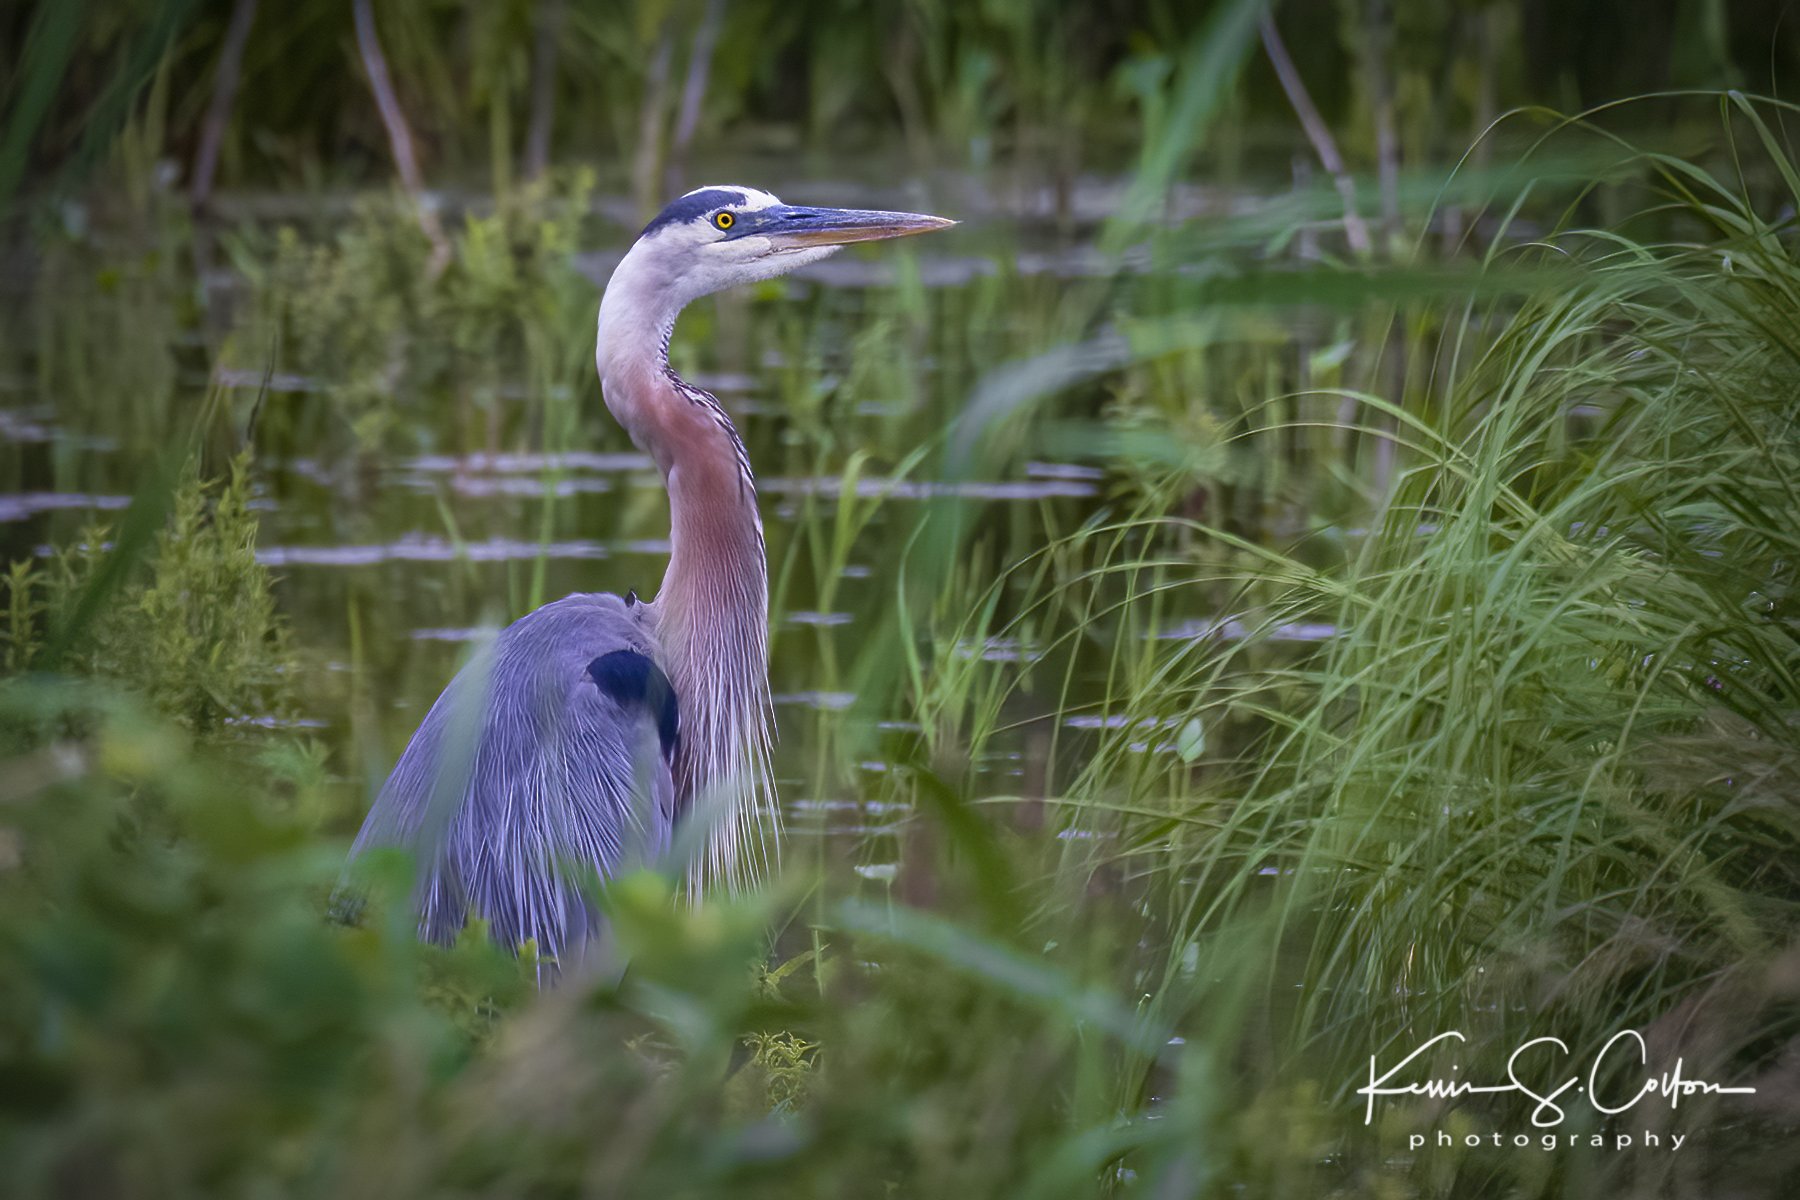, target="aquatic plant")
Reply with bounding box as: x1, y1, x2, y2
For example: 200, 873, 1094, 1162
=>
10, 455, 296, 733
